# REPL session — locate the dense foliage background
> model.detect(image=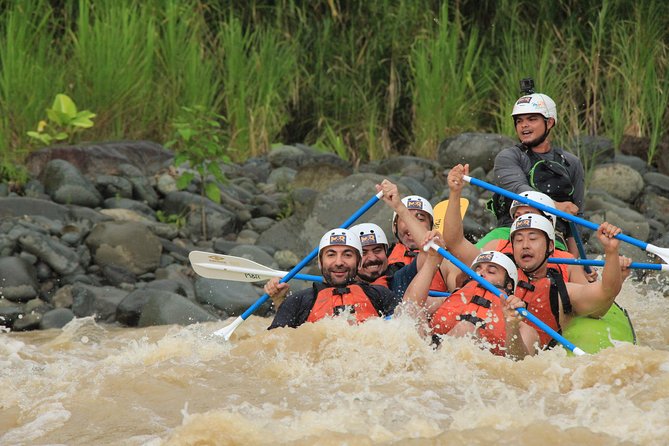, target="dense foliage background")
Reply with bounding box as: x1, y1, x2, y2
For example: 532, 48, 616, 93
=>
1, 0, 667, 175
